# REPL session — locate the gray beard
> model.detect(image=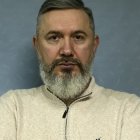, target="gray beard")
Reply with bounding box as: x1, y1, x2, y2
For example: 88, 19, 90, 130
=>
39, 58, 92, 100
